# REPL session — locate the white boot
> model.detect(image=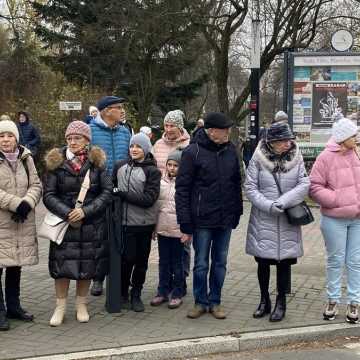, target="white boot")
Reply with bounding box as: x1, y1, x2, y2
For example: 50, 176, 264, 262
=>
76, 296, 89, 323
49, 298, 67, 327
